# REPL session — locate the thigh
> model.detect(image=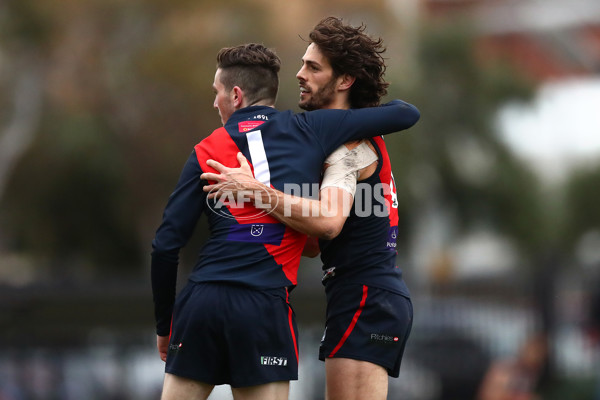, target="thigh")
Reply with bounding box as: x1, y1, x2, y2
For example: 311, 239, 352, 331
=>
231, 381, 289, 400
161, 373, 214, 400
319, 284, 413, 377
325, 358, 387, 400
